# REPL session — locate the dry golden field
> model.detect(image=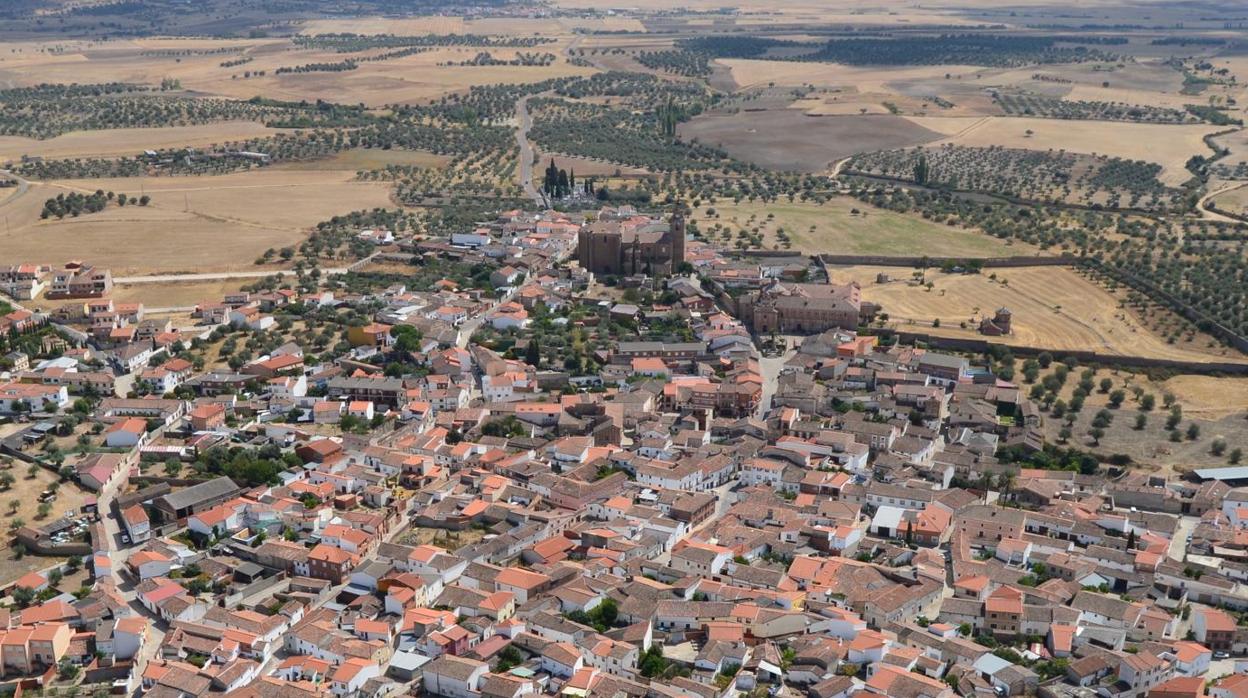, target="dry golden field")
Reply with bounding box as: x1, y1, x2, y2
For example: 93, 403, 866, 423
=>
720, 59, 989, 92
907, 116, 1221, 186
0, 169, 395, 275
691, 198, 1023, 257
1208, 182, 1248, 215
110, 279, 247, 308
194, 48, 594, 107
0, 122, 281, 163
1162, 375, 1248, 418
831, 264, 1243, 363
0, 38, 593, 107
